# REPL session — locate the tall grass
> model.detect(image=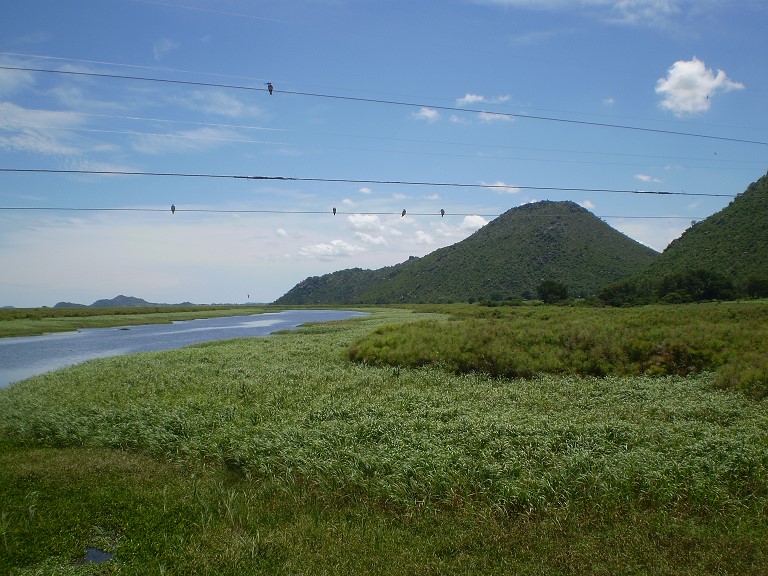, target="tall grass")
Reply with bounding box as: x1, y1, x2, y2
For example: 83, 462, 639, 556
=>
349, 302, 768, 397
2, 309, 766, 513
1, 307, 767, 574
